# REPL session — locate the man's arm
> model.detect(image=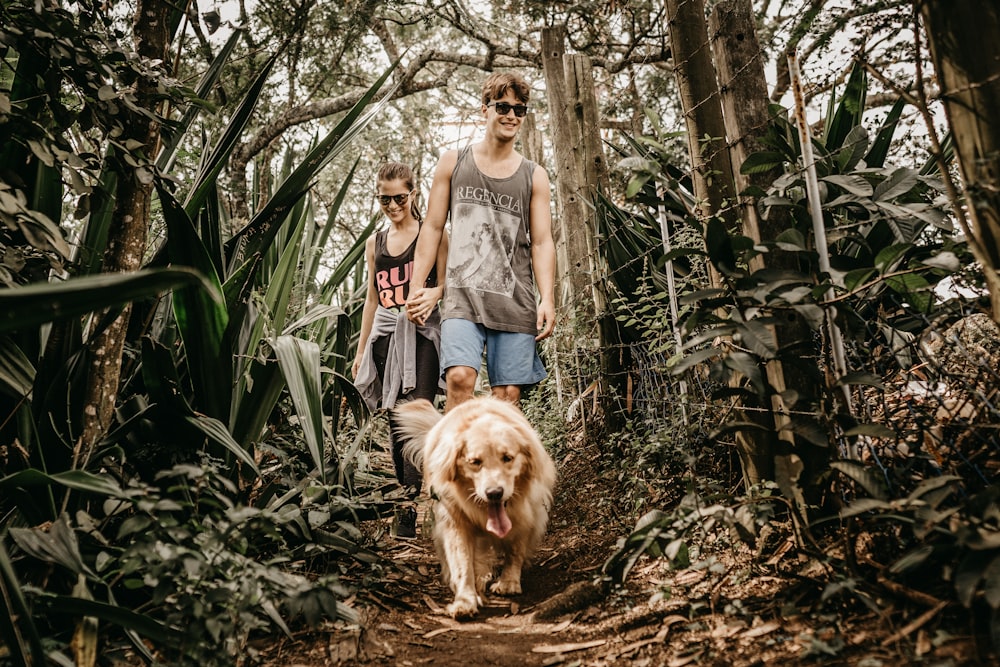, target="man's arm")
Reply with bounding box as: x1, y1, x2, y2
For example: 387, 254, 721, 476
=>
407, 149, 457, 323
529, 165, 556, 341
